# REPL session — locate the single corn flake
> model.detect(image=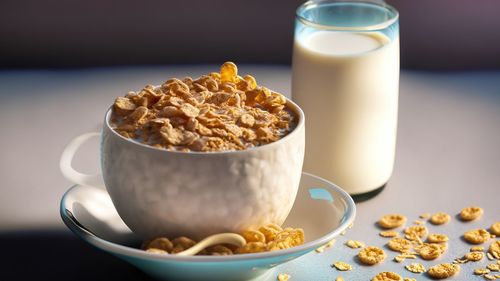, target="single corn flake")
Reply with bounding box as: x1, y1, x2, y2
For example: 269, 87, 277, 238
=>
170, 236, 196, 253
464, 229, 491, 244
332, 261, 353, 271
459, 206, 484, 221
259, 223, 282, 243
207, 245, 233, 256
405, 263, 426, 274
471, 246, 485, 252
491, 222, 500, 236
346, 240, 365, 249
277, 273, 290, 281
144, 237, 173, 252
465, 251, 484, 261
242, 229, 266, 243
237, 242, 267, 254
427, 263, 460, 279
146, 248, 168, 254
388, 237, 413, 253
487, 263, 500, 271
404, 225, 428, 239
474, 268, 491, 275
430, 212, 451, 225
484, 274, 498, 280
220, 61, 238, 83
427, 233, 449, 243
490, 240, 500, 257
419, 213, 431, 219
415, 243, 445, 260
378, 214, 407, 229
316, 239, 336, 253
358, 246, 387, 265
